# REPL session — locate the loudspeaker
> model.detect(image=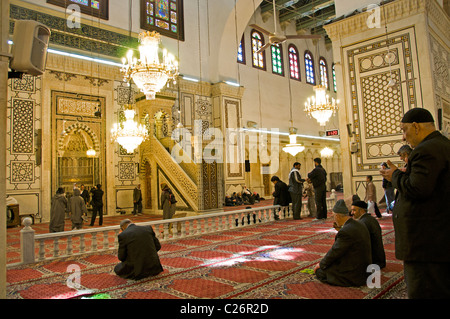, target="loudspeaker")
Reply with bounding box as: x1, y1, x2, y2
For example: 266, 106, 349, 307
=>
346, 123, 353, 137
10, 20, 51, 76
245, 160, 251, 172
